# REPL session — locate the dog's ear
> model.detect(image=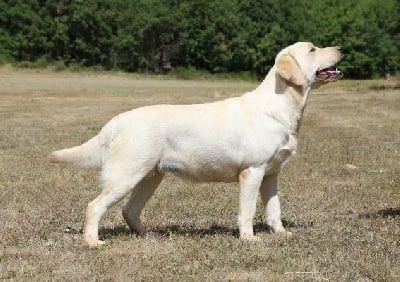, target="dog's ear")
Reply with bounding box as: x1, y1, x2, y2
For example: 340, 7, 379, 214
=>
276, 54, 305, 86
